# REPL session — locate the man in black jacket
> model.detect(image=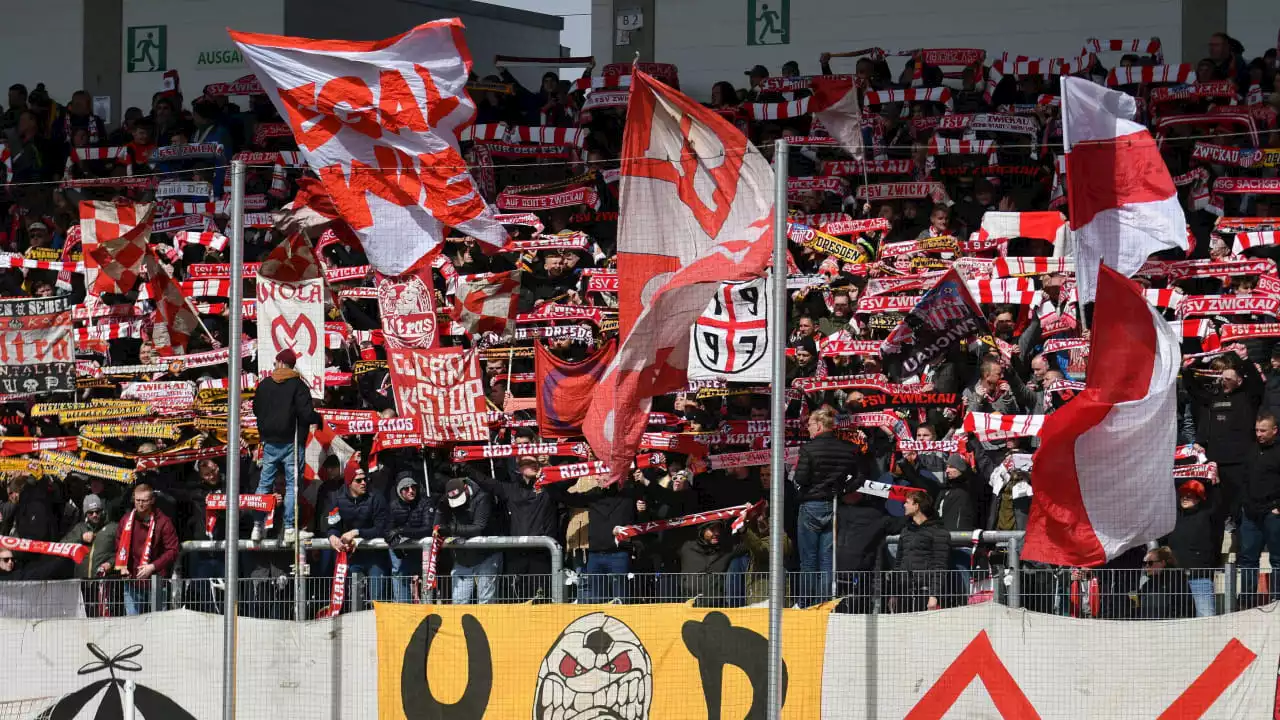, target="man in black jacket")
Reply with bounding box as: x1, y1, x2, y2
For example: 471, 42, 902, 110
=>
327, 468, 390, 605
1240, 413, 1280, 607
440, 477, 500, 604
252, 348, 321, 542
793, 407, 862, 605
468, 453, 558, 600
1185, 354, 1262, 538
388, 472, 436, 603
549, 477, 643, 603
